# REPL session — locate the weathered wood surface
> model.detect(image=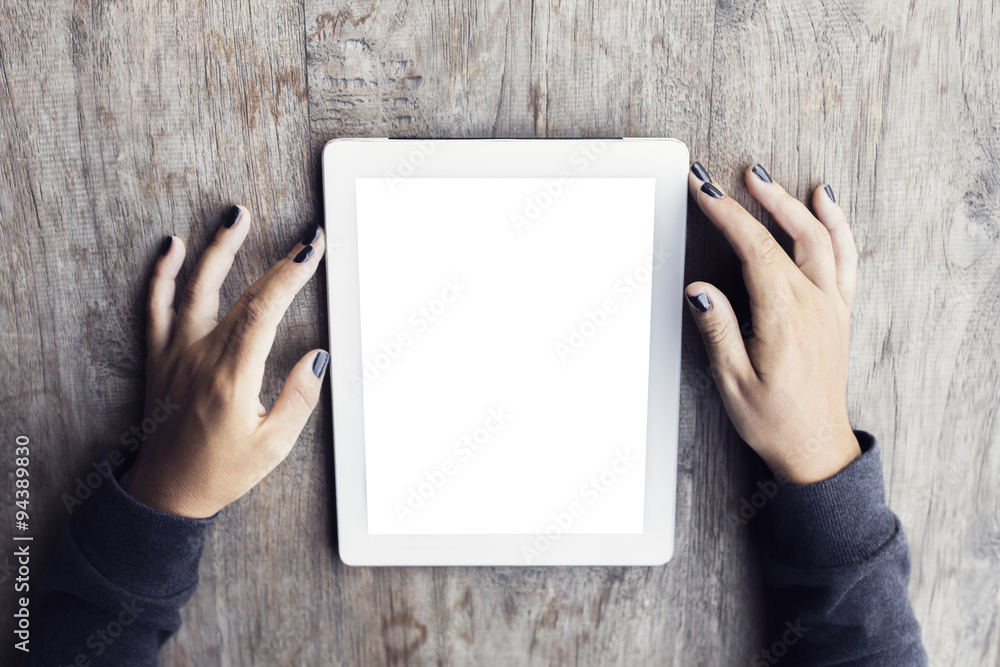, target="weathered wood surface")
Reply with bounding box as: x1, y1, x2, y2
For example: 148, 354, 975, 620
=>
1, 0, 998, 664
